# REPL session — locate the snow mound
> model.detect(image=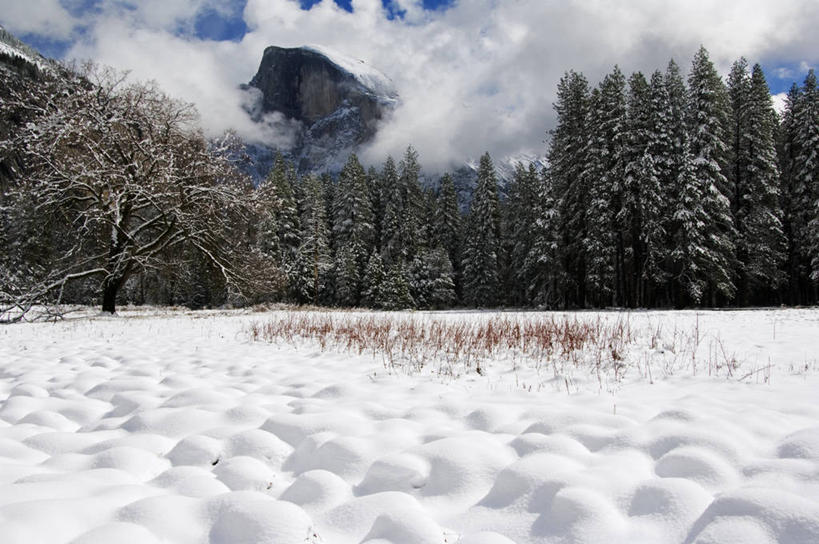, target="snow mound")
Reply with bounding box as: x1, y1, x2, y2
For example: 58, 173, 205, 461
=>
167, 435, 223, 466
212, 456, 277, 491
361, 511, 444, 544
777, 427, 819, 459
69, 522, 162, 544
208, 494, 315, 544
280, 469, 351, 509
